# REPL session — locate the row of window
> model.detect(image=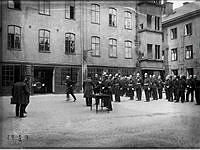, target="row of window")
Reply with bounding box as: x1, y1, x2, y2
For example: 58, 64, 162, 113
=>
8, 25, 134, 58
171, 45, 193, 61
8, 0, 160, 31
170, 23, 192, 40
